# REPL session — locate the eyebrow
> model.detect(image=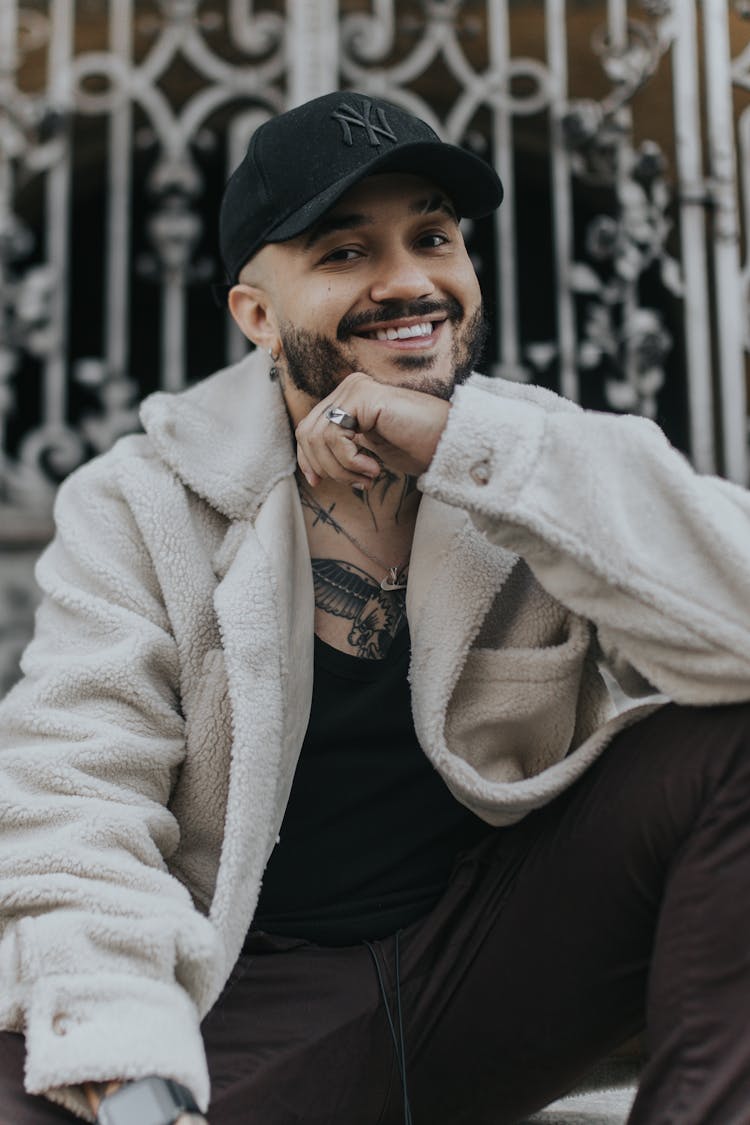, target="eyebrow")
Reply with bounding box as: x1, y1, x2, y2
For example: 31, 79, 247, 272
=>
410, 193, 459, 221
302, 193, 460, 251
303, 213, 374, 249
